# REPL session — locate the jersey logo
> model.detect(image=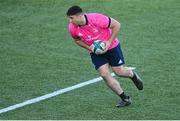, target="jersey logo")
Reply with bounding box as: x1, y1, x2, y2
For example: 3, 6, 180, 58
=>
93, 28, 98, 33
87, 35, 91, 39
78, 33, 83, 37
